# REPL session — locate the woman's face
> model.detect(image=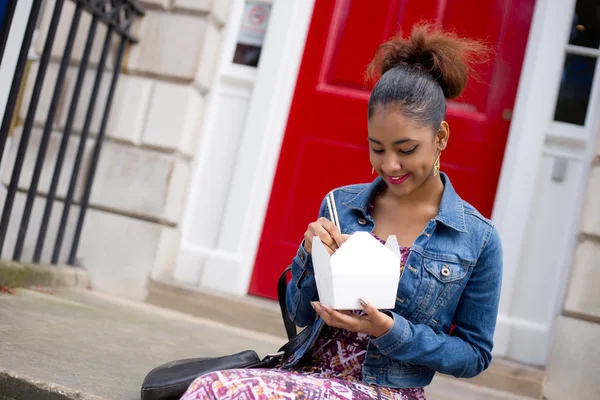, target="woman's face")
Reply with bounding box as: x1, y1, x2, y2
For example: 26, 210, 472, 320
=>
368, 106, 449, 198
